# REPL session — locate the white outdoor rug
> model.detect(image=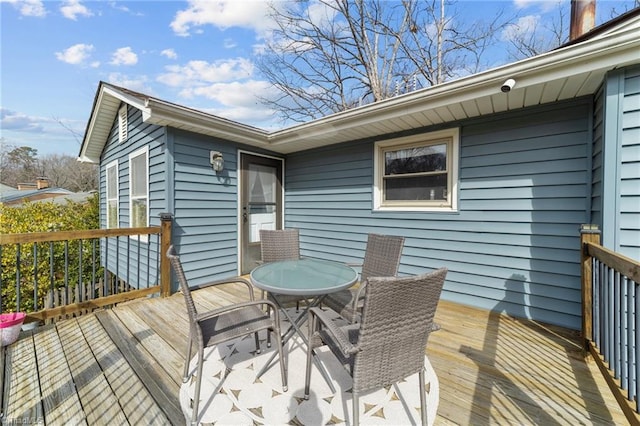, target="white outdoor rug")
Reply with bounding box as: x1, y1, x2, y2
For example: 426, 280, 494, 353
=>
179, 310, 439, 425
